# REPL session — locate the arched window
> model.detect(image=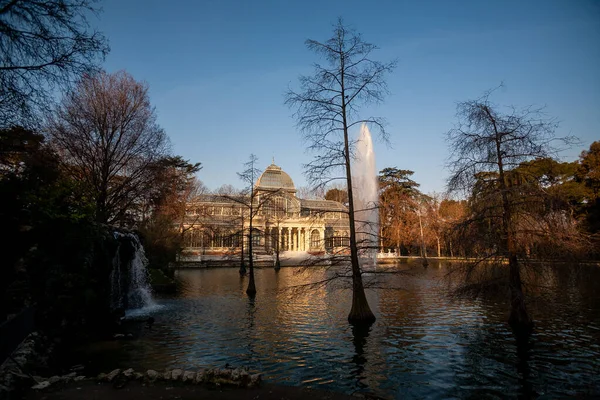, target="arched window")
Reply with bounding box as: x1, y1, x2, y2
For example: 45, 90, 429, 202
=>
310, 229, 320, 249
